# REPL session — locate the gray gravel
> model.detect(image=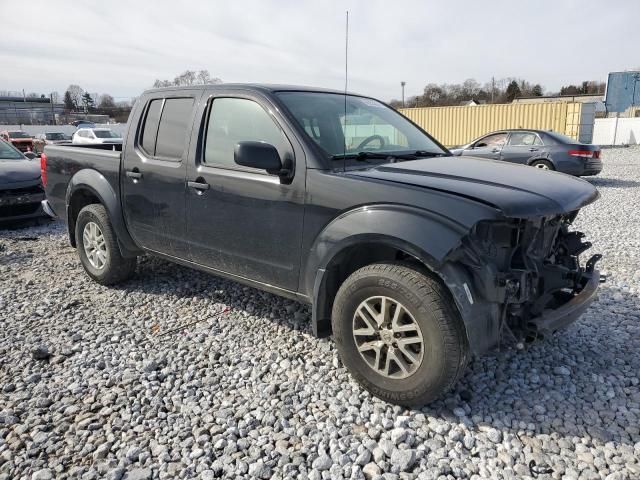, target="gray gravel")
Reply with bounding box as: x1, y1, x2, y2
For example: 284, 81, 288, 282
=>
1, 147, 639, 479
